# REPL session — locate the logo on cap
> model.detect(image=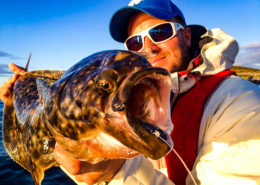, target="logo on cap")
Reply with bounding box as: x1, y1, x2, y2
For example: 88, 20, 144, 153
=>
128, 0, 144, 6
